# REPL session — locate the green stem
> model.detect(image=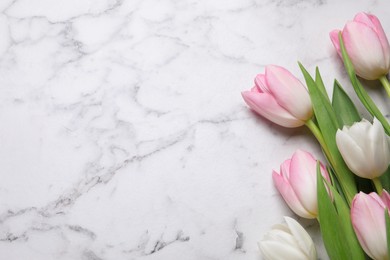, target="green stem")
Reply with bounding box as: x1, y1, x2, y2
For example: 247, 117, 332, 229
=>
379, 75, 390, 98
373, 178, 383, 195
305, 119, 331, 160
